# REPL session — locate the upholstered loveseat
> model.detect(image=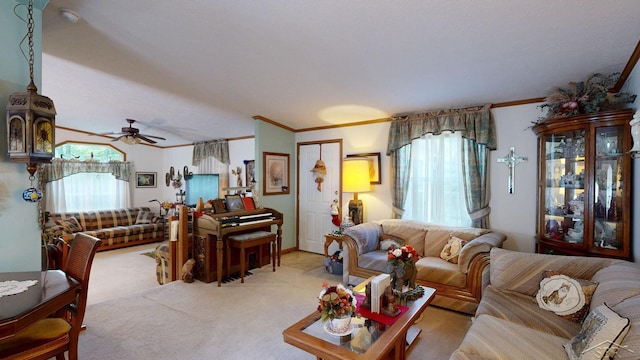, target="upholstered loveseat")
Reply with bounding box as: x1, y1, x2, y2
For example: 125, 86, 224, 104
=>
451, 248, 640, 359
43, 207, 164, 251
342, 219, 506, 314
